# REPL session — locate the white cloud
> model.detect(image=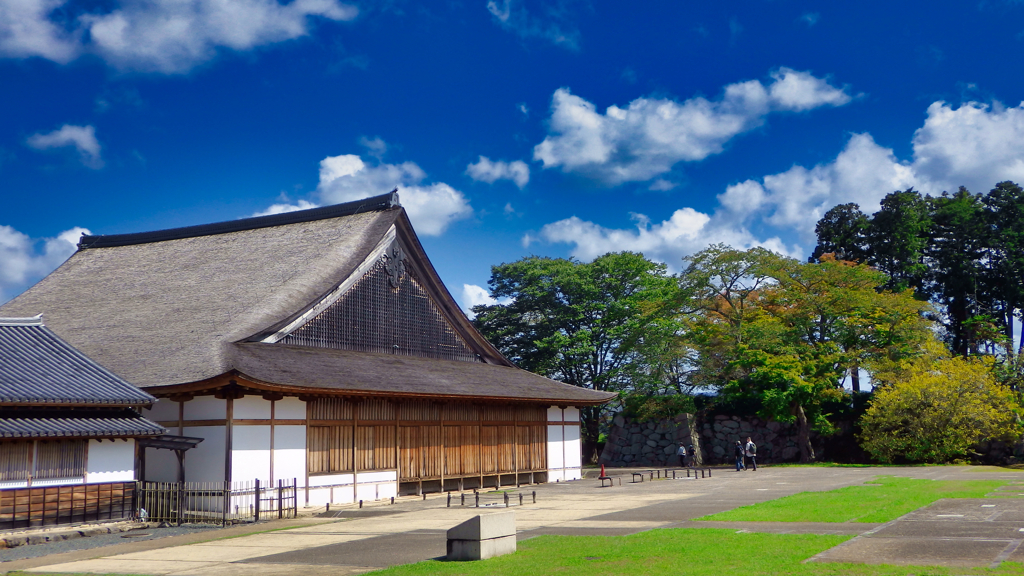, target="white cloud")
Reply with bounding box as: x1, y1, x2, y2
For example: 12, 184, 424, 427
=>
359, 136, 387, 159
251, 200, 318, 217
800, 12, 819, 27
466, 156, 530, 188
532, 98, 1024, 266
0, 0, 81, 62
460, 284, 497, 318
0, 225, 88, 303
0, 0, 357, 73
533, 68, 852, 185
486, 0, 580, 50
26, 124, 103, 169
316, 153, 472, 236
